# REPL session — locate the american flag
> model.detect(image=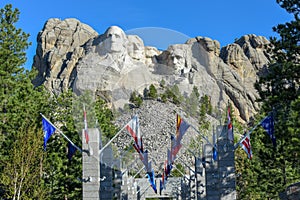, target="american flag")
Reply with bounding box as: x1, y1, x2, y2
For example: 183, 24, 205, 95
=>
240, 134, 252, 159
